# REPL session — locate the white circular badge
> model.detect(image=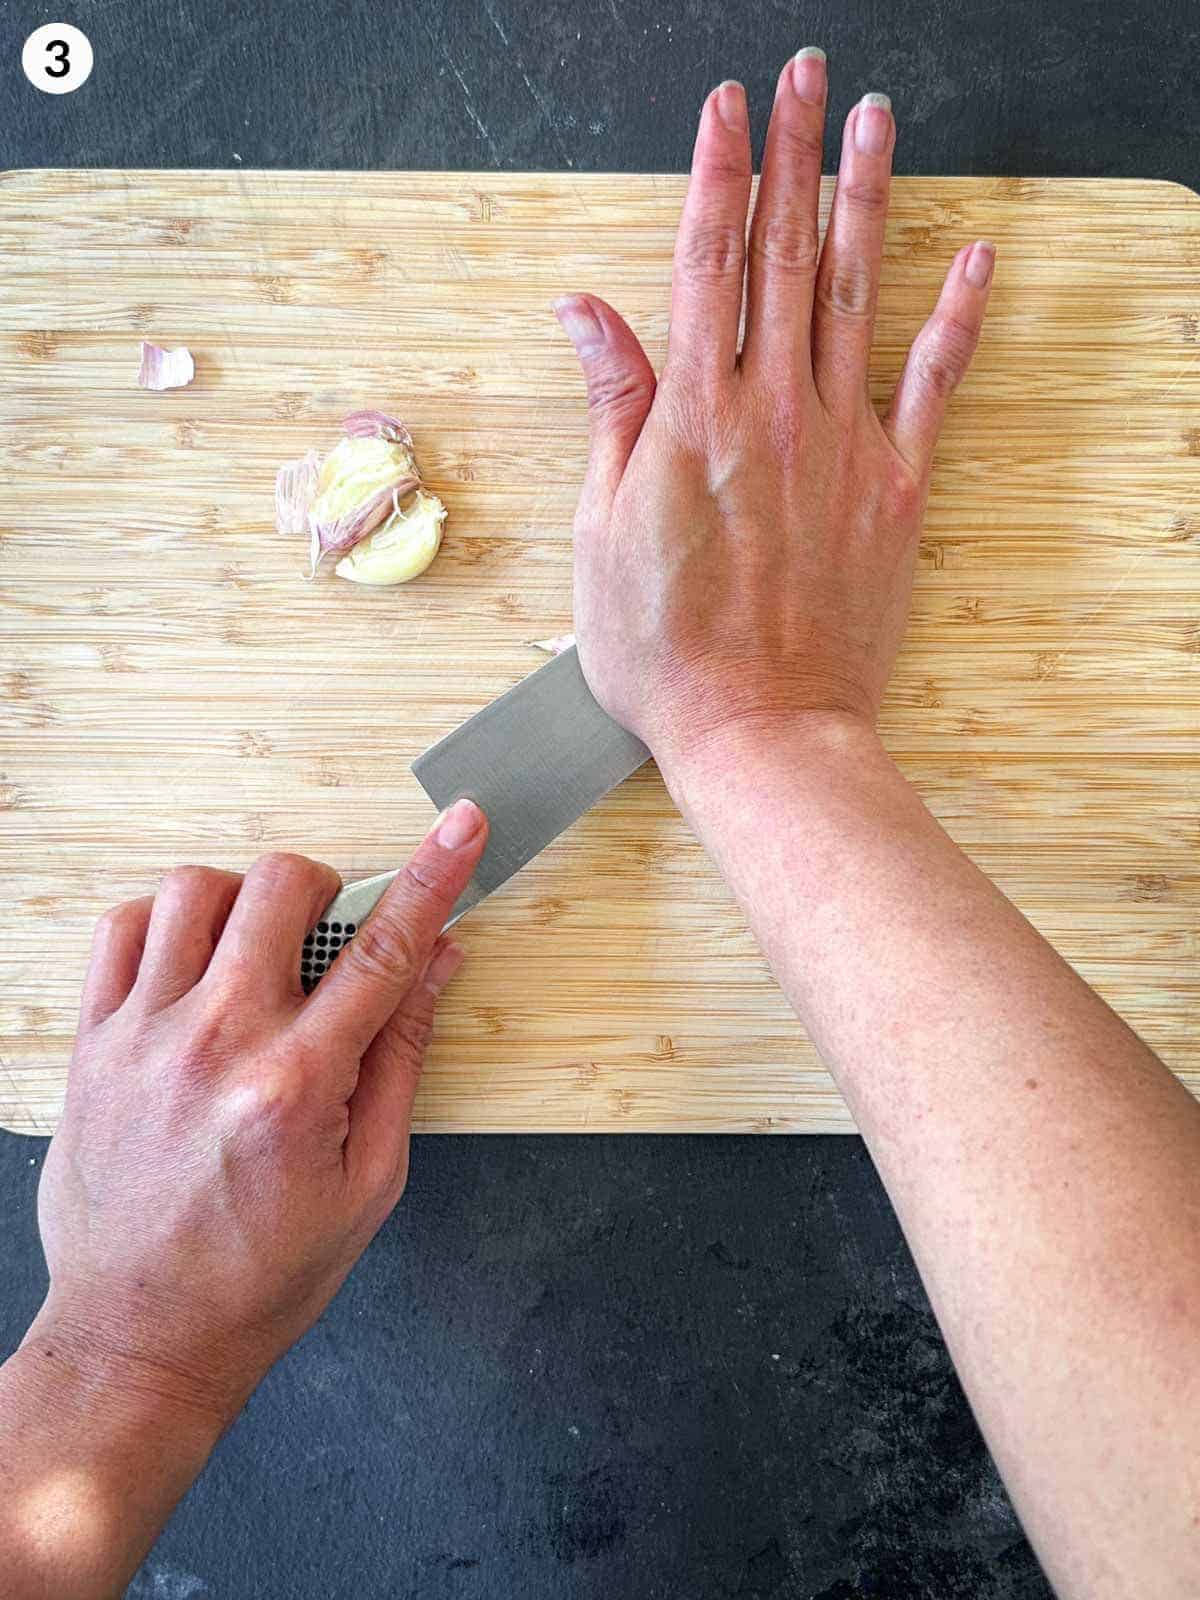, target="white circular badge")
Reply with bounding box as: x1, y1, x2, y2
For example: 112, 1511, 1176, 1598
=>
22, 24, 94, 94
